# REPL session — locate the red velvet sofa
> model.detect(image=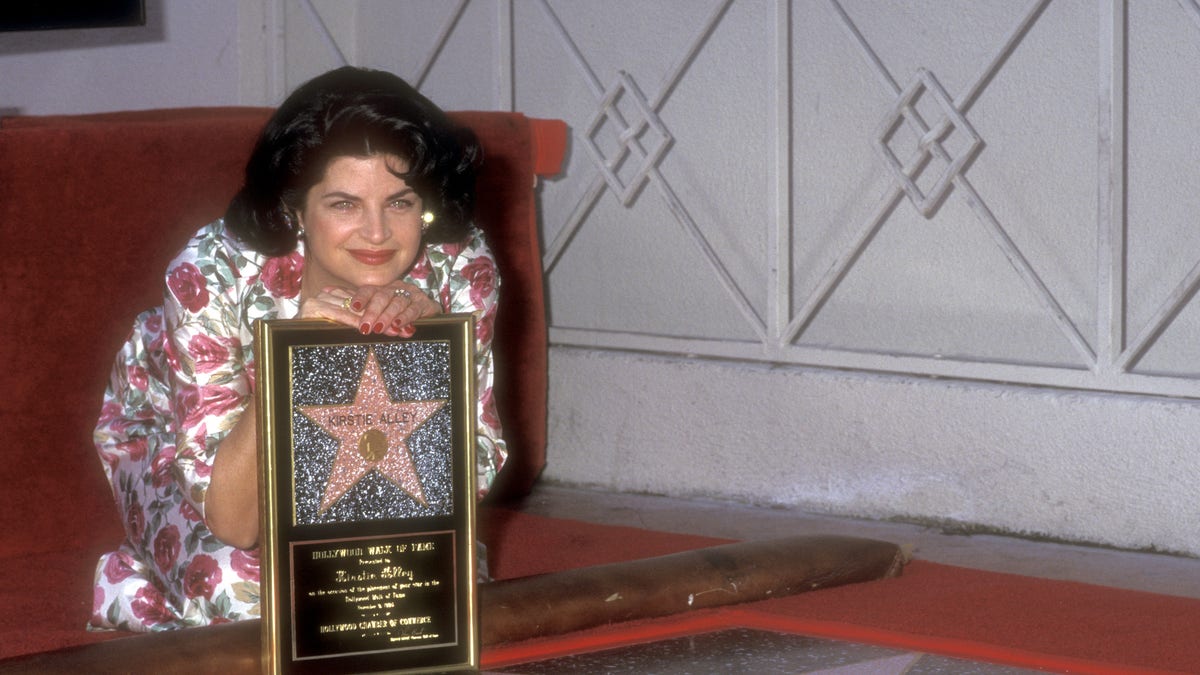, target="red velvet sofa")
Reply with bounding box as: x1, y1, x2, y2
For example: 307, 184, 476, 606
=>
0, 107, 564, 660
